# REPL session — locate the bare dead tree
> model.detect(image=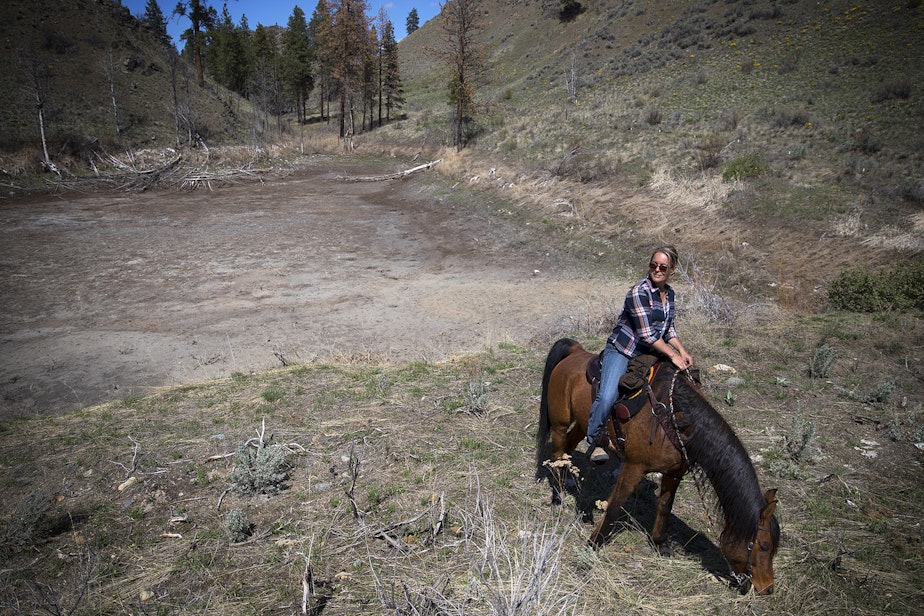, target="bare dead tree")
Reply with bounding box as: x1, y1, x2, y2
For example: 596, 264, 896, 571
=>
104, 50, 121, 135
567, 54, 578, 101
18, 47, 60, 176
437, 0, 484, 151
